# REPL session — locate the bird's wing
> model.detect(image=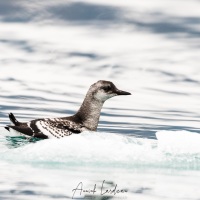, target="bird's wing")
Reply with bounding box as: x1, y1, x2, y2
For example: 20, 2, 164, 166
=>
34, 118, 82, 138
7, 125, 48, 139
7, 118, 48, 139
6, 116, 83, 139
5, 113, 48, 139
